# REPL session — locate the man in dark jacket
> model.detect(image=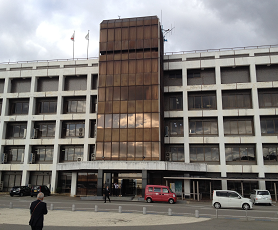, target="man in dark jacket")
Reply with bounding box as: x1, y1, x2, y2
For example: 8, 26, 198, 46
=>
29, 192, 48, 230
104, 186, 111, 203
